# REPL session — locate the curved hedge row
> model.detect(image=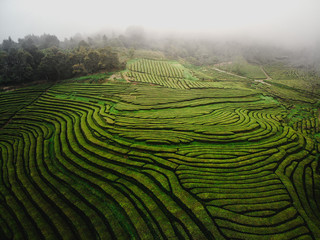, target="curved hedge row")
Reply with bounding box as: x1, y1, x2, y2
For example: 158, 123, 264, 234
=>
125, 59, 222, 89
292, 117, 319, 135
128, 59, 184, 78
0, 80, 319, 239
0, 85, 50, 128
